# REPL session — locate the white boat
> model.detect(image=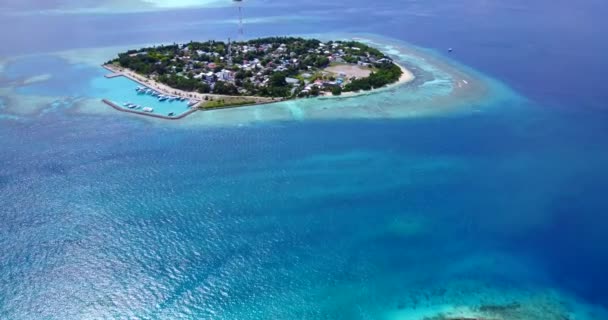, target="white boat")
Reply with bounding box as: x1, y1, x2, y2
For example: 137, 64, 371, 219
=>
158, 95, 167, 101
142, 107, 154, 113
